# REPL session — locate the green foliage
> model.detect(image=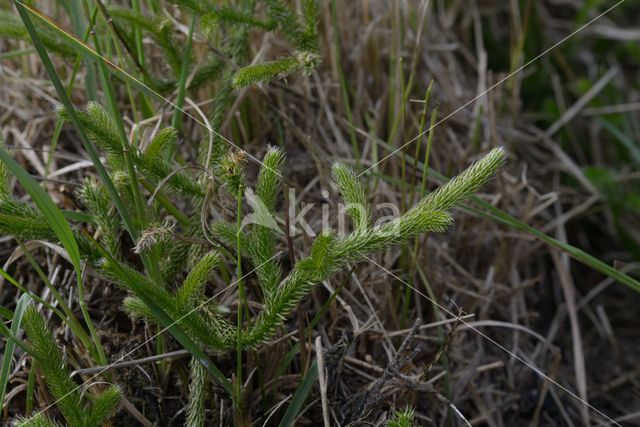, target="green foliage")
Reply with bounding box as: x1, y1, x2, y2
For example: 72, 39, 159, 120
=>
1, 1, 417, 422
101, 254, 234, 349
108, 7, 181, 74
185, 358, 207, 427
0, 294, 30, 408
61, 104, 202, 198
413, 147, 505, 212
241, 147, 505, 348
86, 385, 123, 425
201, 7, 273, 36
59, 103, 123, 168
2, 136, 504, 363
263, 0, 306, 49
248, 147, 285, 301
231, 53, 319, 88
210, 220, 244, 248
186, 58, 226, 91
14, 413, 64, 427
332, 162, 371, 232
0, 138, 11, 196
386, 406, 416, 427
139, 128, 204, 197
0, 145, 83, 272
78, 178, 121, 256
226, 0, 320, 88
0, 10, 75, 56
0, 195, 56, 241
177, 250, 220, 306
19, 307, 121, 427
0, 143, 44, 239
278, 359, 318, 427
301, 0, 320, 51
